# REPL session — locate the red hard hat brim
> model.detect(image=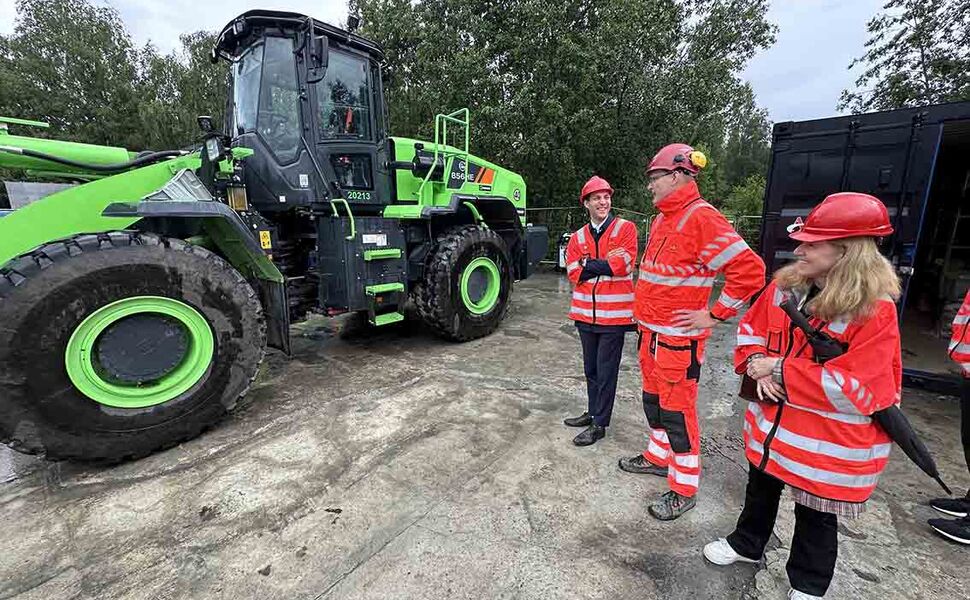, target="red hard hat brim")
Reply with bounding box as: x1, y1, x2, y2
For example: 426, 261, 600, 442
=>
789, 230, 837, 242
789, 227, 894, 243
